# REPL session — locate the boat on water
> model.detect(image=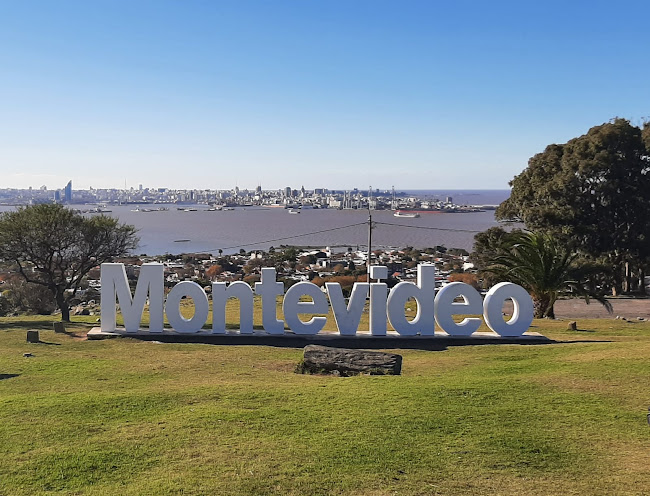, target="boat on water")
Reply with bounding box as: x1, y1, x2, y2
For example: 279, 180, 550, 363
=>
78, 207, 113, 214
288, 209, 301, 214
394, 211, 420, 218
